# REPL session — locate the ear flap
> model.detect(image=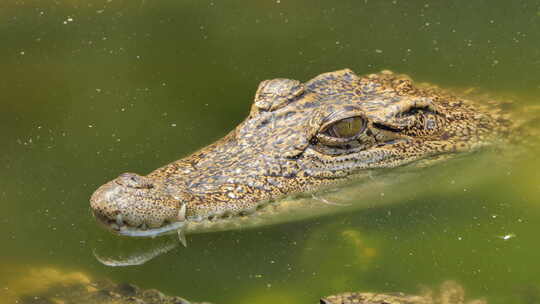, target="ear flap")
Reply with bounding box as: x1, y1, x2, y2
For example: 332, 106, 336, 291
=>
368, 96, 442, 130
249, 78, 304, 116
